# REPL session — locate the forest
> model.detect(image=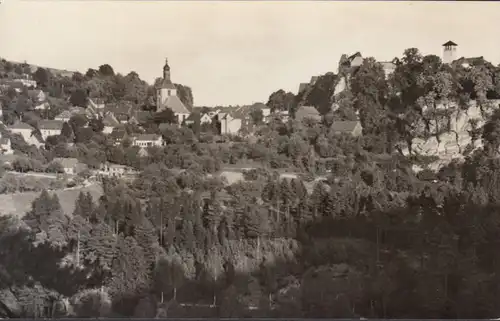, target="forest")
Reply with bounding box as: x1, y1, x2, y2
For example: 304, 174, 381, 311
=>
2, 48, 500, 318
